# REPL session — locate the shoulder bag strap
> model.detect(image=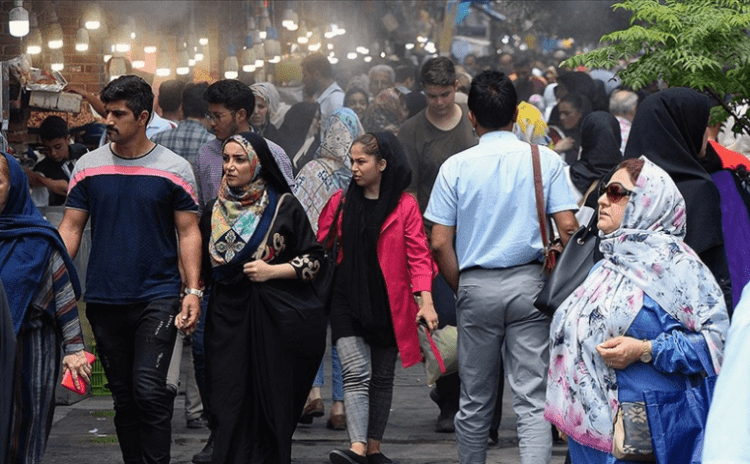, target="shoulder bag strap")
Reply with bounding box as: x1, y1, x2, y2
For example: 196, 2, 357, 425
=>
531, 144, 549, 248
